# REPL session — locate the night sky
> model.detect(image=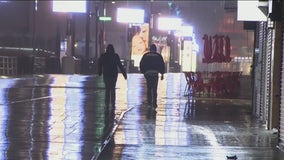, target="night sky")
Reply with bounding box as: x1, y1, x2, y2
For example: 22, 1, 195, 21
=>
0, 1, 252, 59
